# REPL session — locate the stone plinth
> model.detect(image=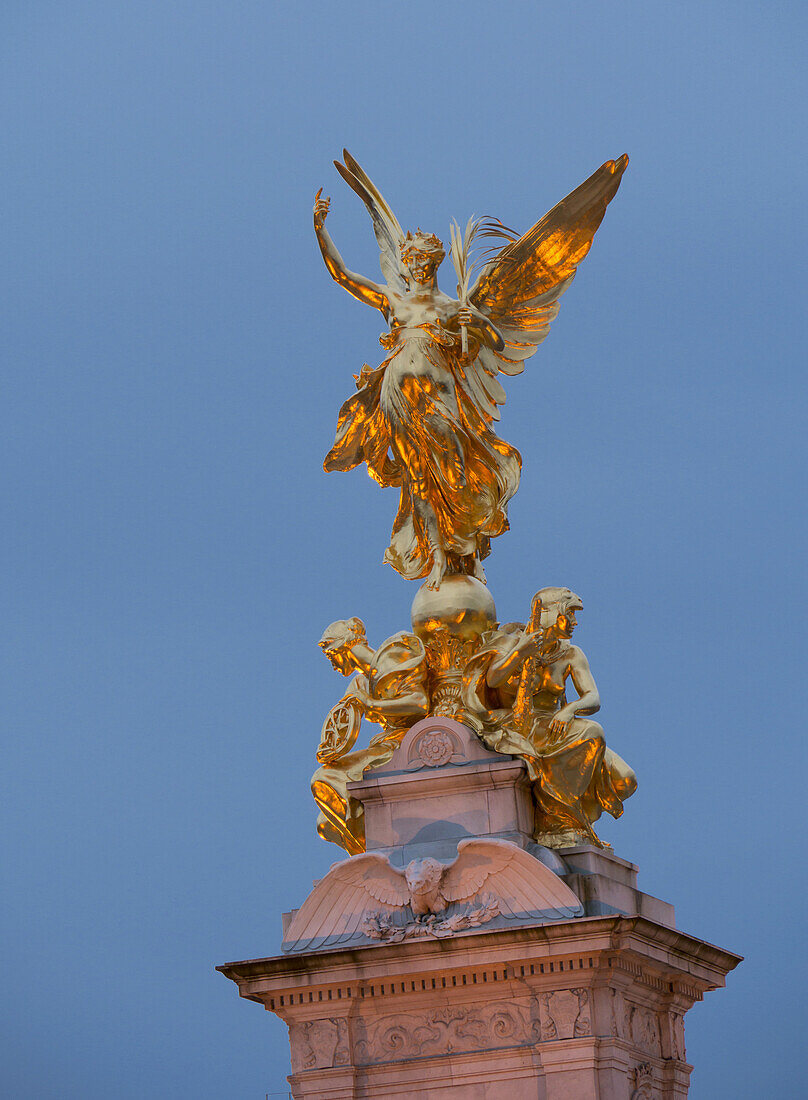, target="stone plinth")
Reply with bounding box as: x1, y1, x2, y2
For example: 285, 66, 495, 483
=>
560, 847, 676, 928
219, 719, 740, 1097
218, 915, 740, 1099
350, 717, 535, 865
